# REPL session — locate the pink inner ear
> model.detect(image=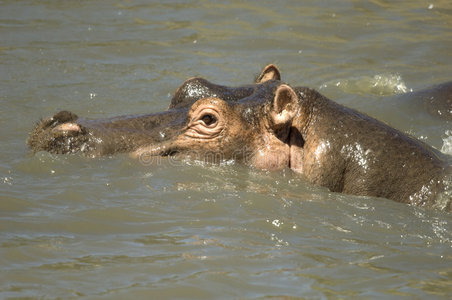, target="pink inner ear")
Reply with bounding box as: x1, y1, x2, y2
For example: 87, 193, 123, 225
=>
275, 89, 293, 114
275, 85, 297, 112
270, 85, 298, 127
55, 123, 81, 132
